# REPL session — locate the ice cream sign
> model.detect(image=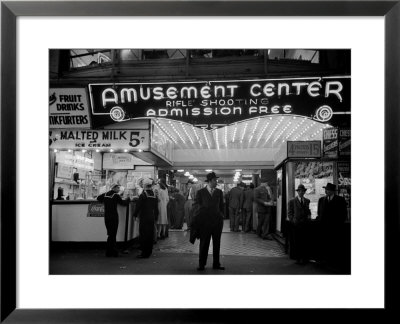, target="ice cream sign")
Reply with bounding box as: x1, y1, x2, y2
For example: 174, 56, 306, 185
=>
49, 129, 149, 151
89, 76, 350, 129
